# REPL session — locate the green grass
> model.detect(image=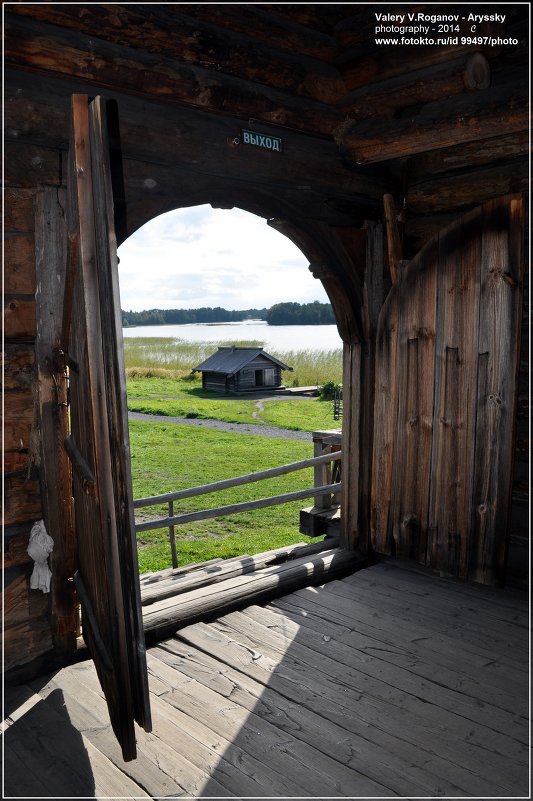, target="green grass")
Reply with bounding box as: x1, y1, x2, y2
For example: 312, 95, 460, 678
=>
125, 337, 342, 572
126, 376, 340, 431
130, 420, 316, 573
